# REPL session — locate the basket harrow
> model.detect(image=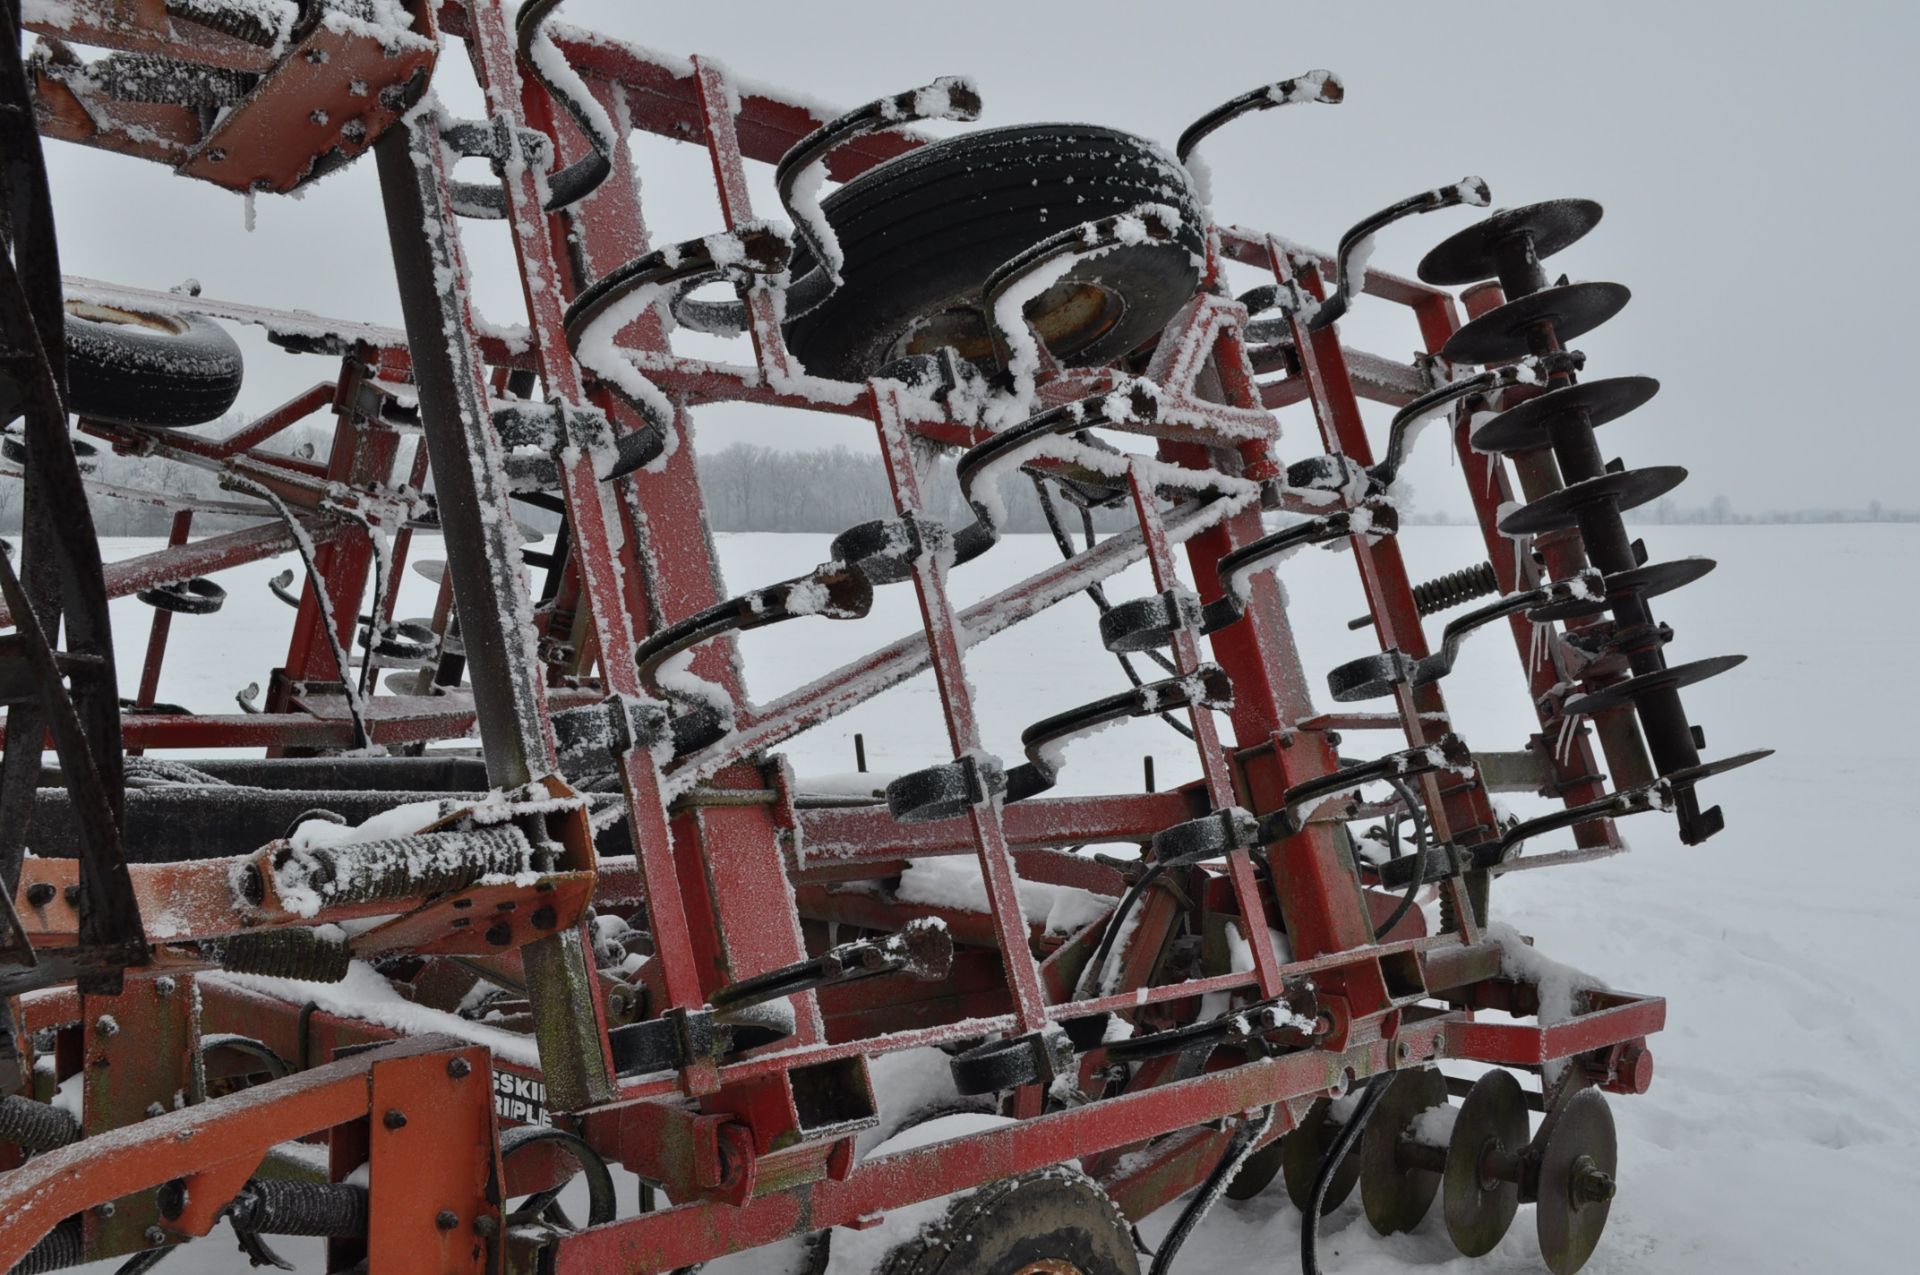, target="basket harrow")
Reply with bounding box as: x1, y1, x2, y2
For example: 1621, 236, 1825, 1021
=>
0, 3, 1765, 1273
